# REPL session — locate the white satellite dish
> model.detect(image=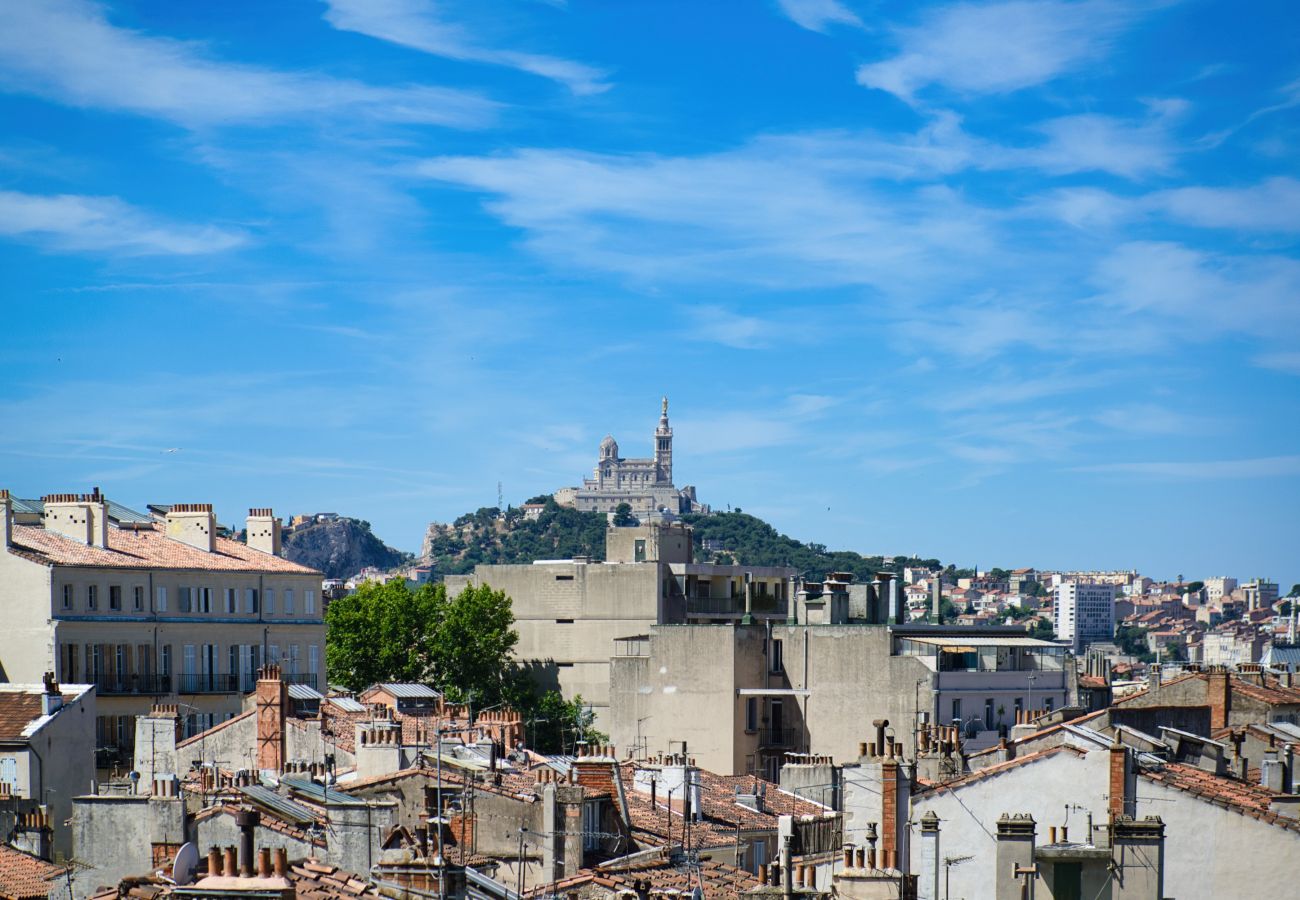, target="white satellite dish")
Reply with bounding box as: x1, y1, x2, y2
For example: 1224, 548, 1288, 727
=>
172, 842, 199, 885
